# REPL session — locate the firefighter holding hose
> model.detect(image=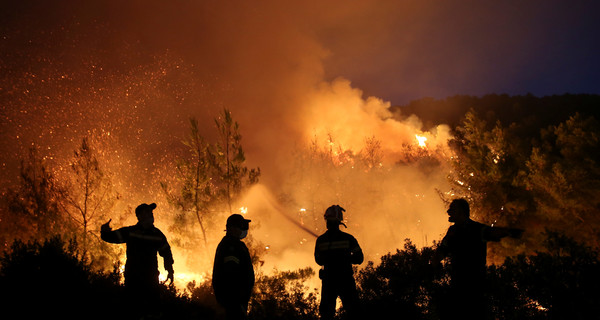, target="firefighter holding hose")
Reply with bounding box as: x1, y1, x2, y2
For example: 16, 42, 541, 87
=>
314, 205, 364, 320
